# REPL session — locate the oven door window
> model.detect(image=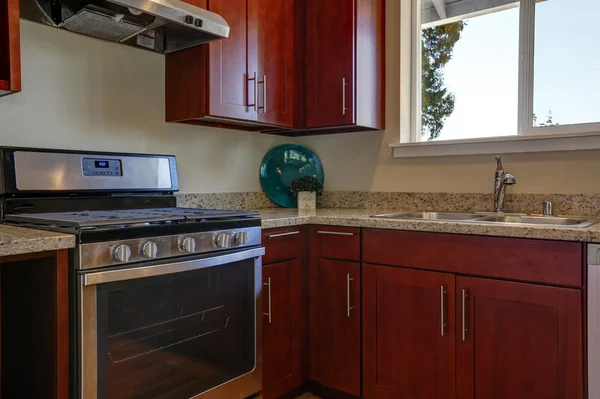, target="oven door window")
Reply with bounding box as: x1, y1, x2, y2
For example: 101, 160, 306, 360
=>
95, 260, 256, 399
